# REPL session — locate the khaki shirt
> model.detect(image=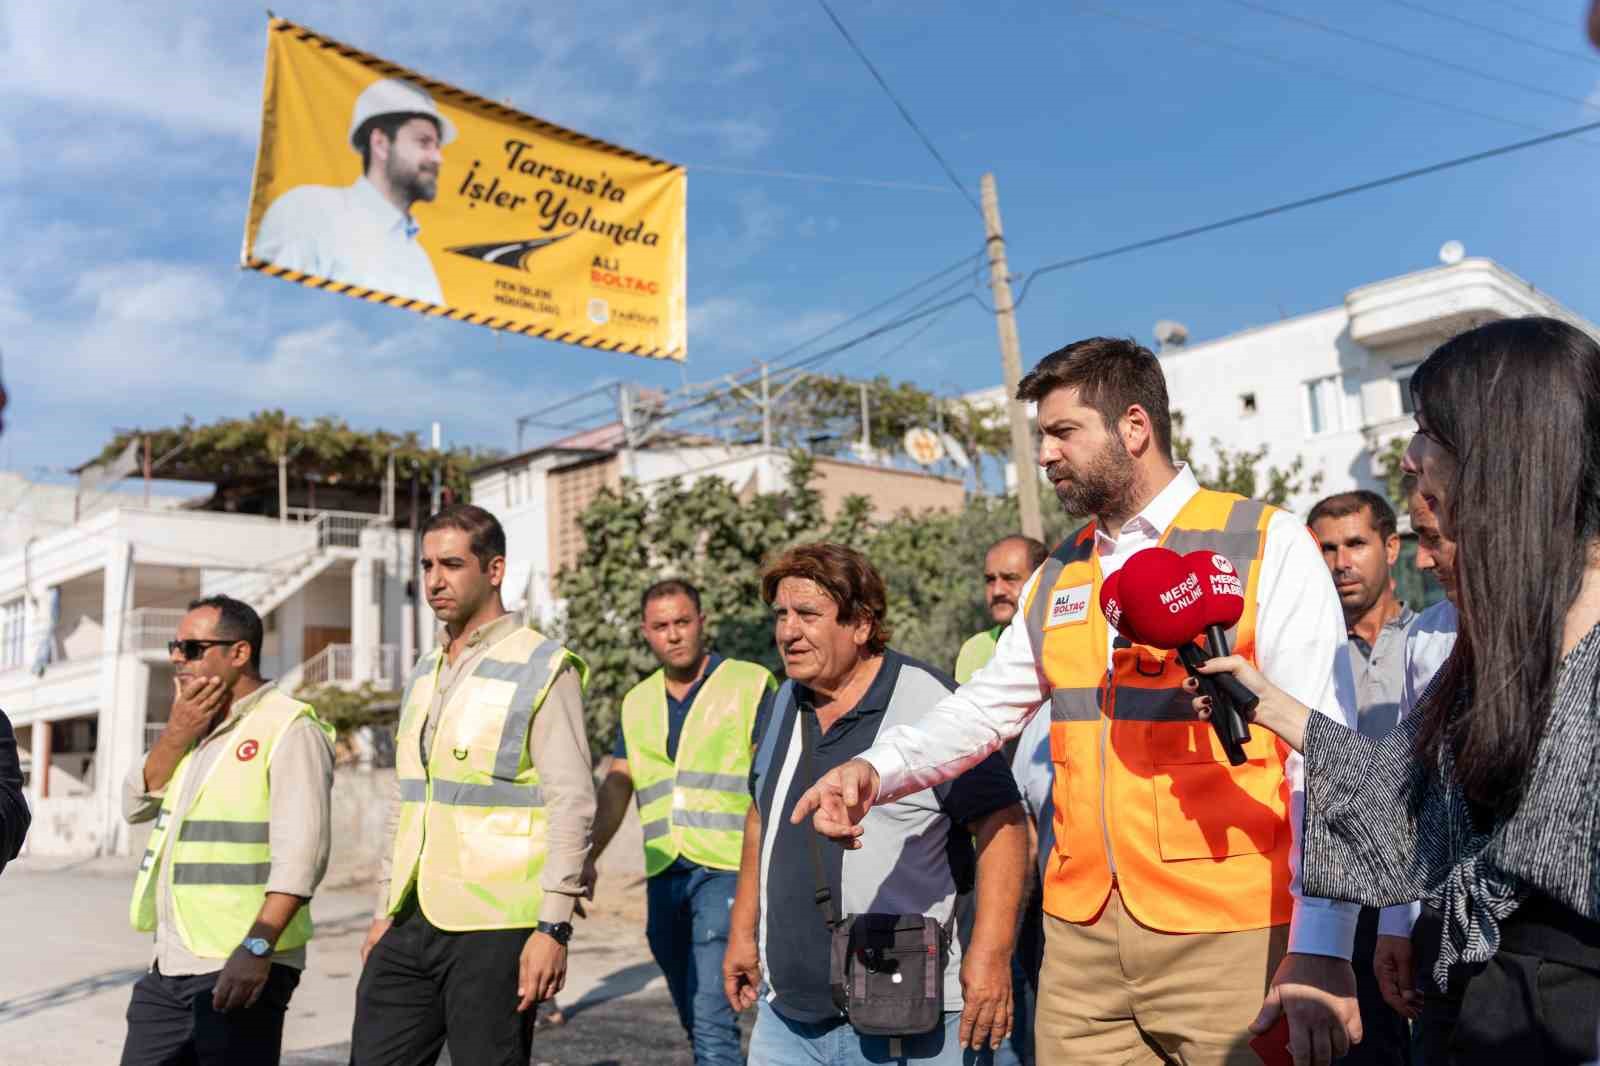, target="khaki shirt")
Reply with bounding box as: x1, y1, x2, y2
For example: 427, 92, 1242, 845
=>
373, 614, 596, 923
123, 681, 335, 975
